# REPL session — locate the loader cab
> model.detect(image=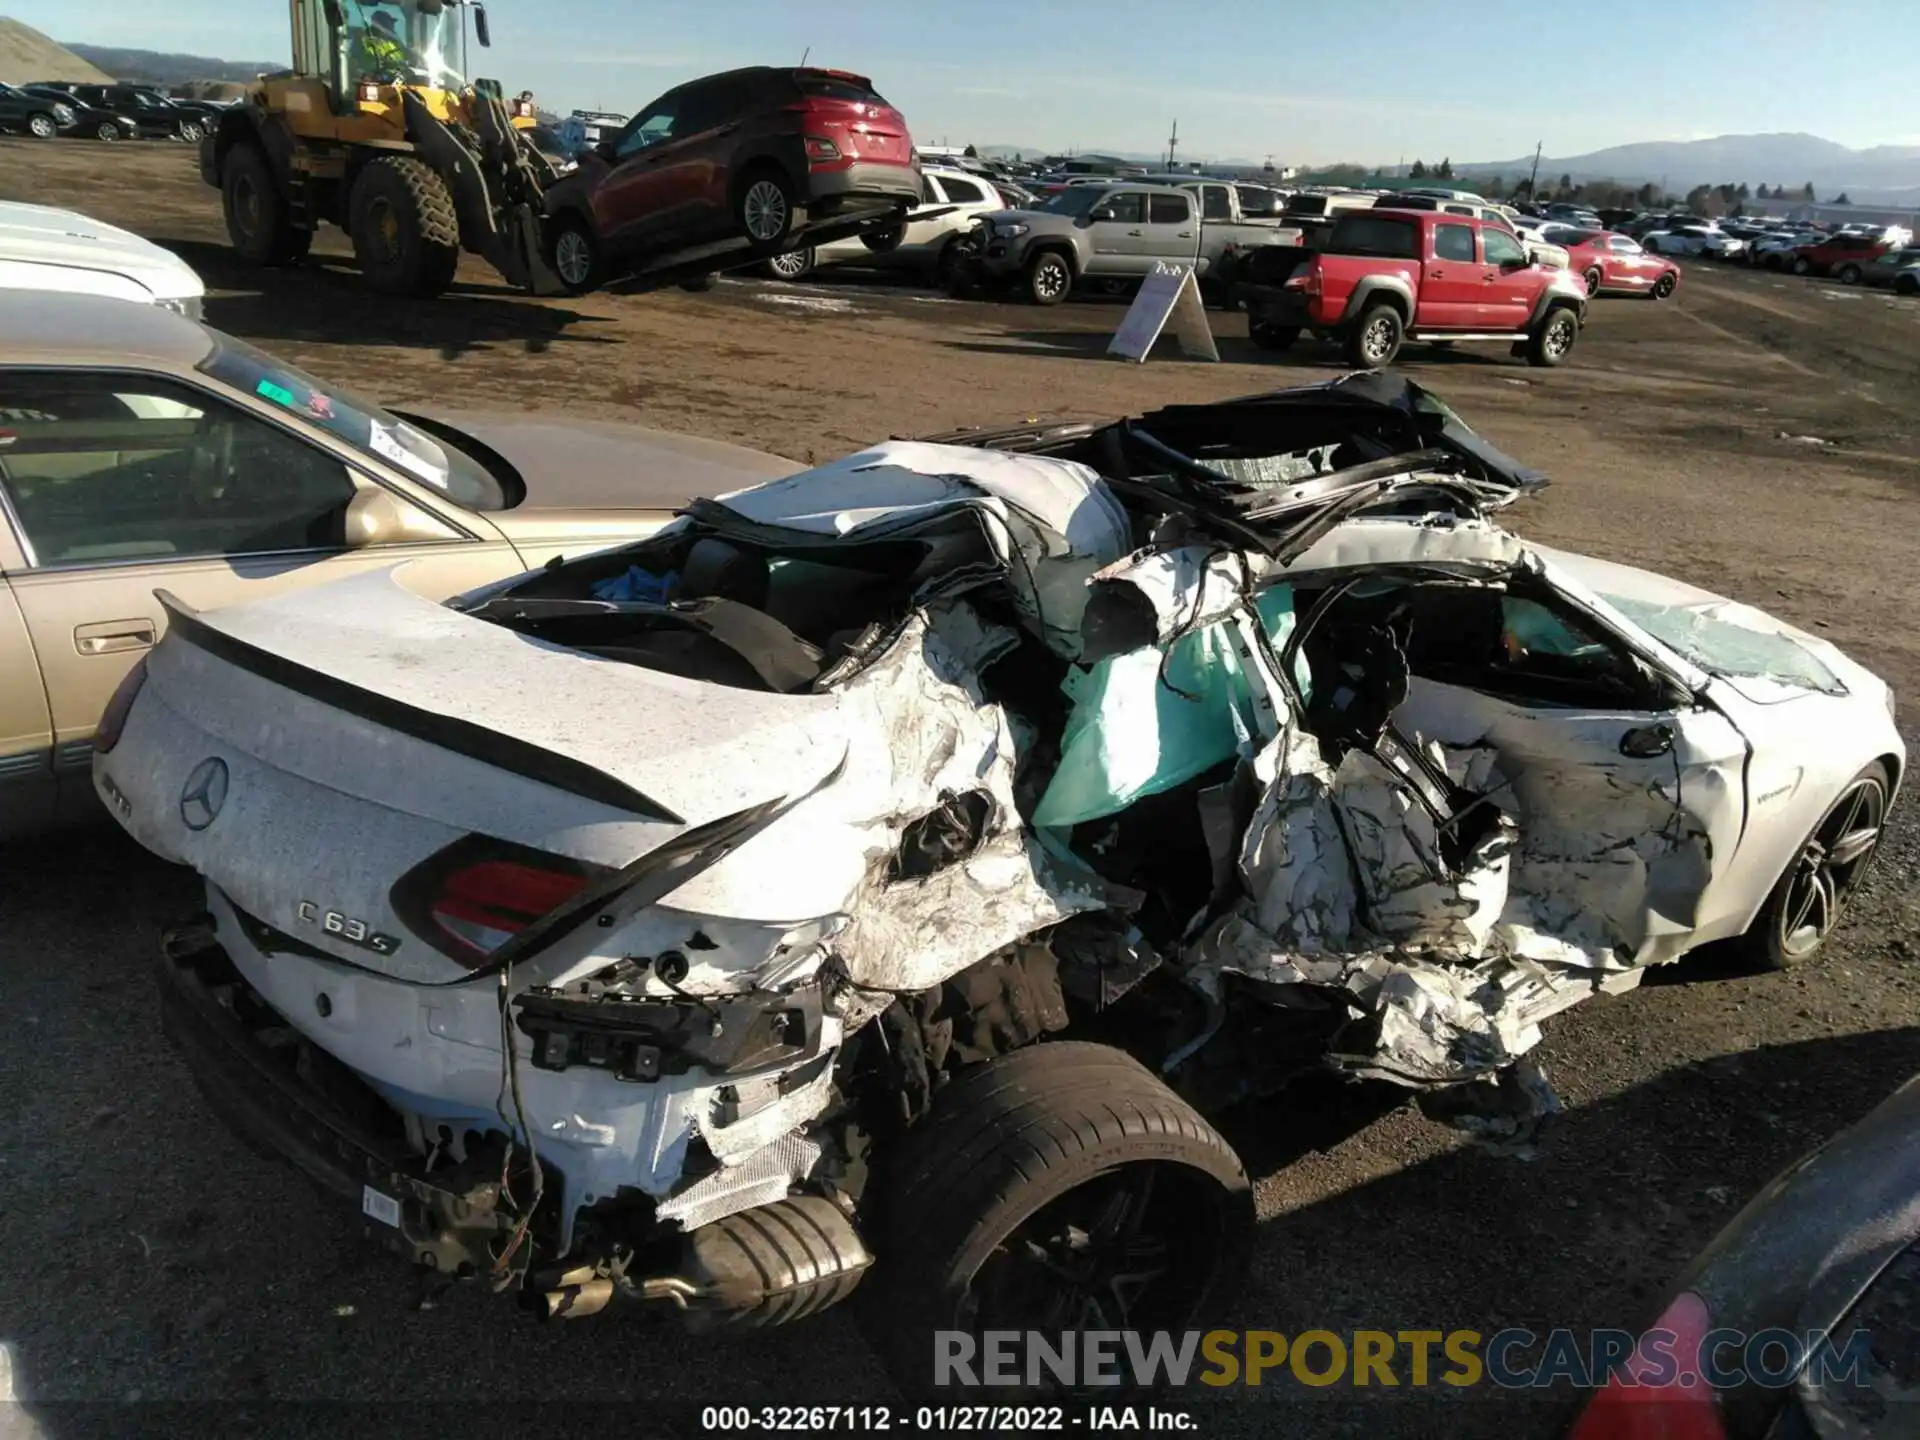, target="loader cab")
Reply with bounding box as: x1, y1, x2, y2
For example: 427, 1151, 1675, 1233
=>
291, 0, 484, 116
